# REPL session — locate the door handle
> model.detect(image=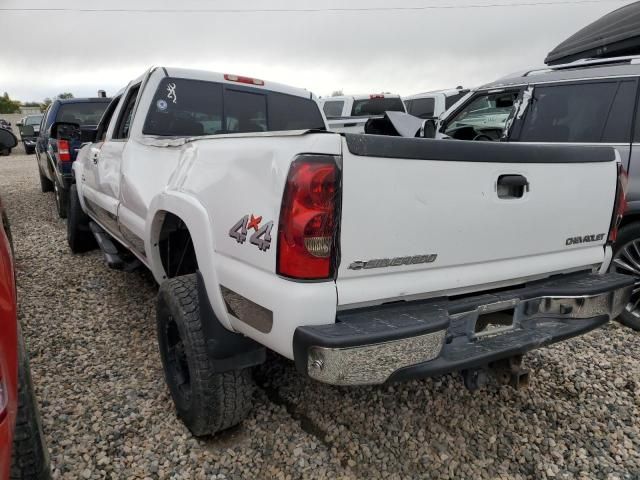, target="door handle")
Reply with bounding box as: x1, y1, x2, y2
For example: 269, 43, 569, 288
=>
497, 174, 529, 199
